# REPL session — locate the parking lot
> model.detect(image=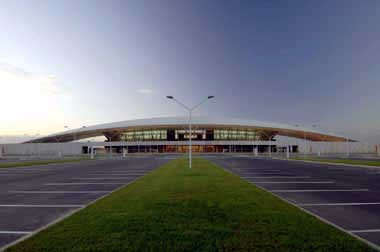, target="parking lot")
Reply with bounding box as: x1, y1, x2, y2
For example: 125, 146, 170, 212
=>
0, 157, 168, 250
2, 155, 380, 250
209, 156, 380, 249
